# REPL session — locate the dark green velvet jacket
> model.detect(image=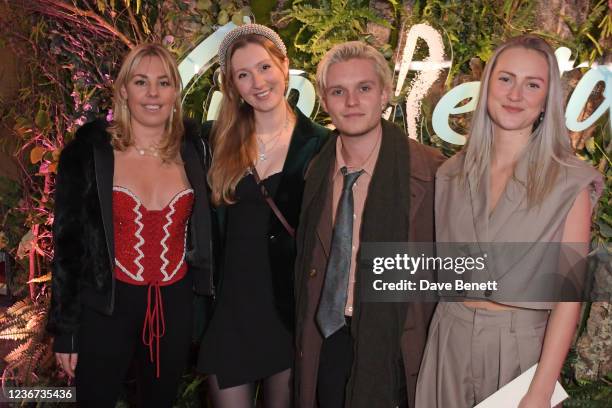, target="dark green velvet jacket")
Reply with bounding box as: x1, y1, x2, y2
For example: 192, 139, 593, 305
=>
204, 108, 329, 330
